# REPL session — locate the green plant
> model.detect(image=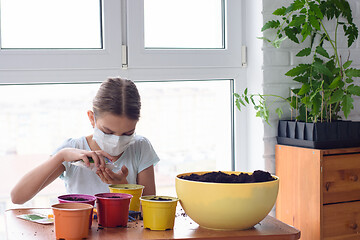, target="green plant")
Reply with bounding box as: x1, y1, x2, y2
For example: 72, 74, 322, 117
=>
235, 0, 360, 123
